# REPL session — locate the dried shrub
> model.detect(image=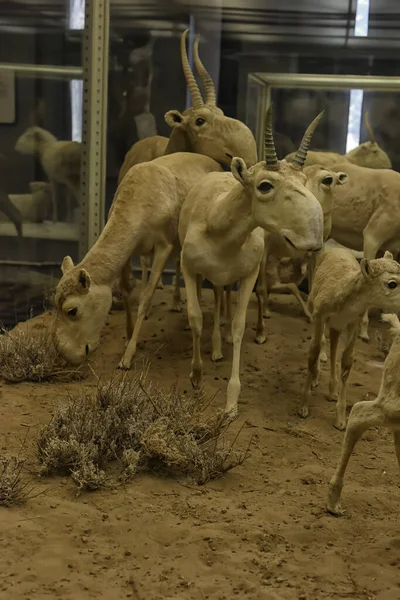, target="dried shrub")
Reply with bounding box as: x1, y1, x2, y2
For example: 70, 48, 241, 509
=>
0, 323, 85, 383
37, 368, 248, 492
0, 456, 33, 507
